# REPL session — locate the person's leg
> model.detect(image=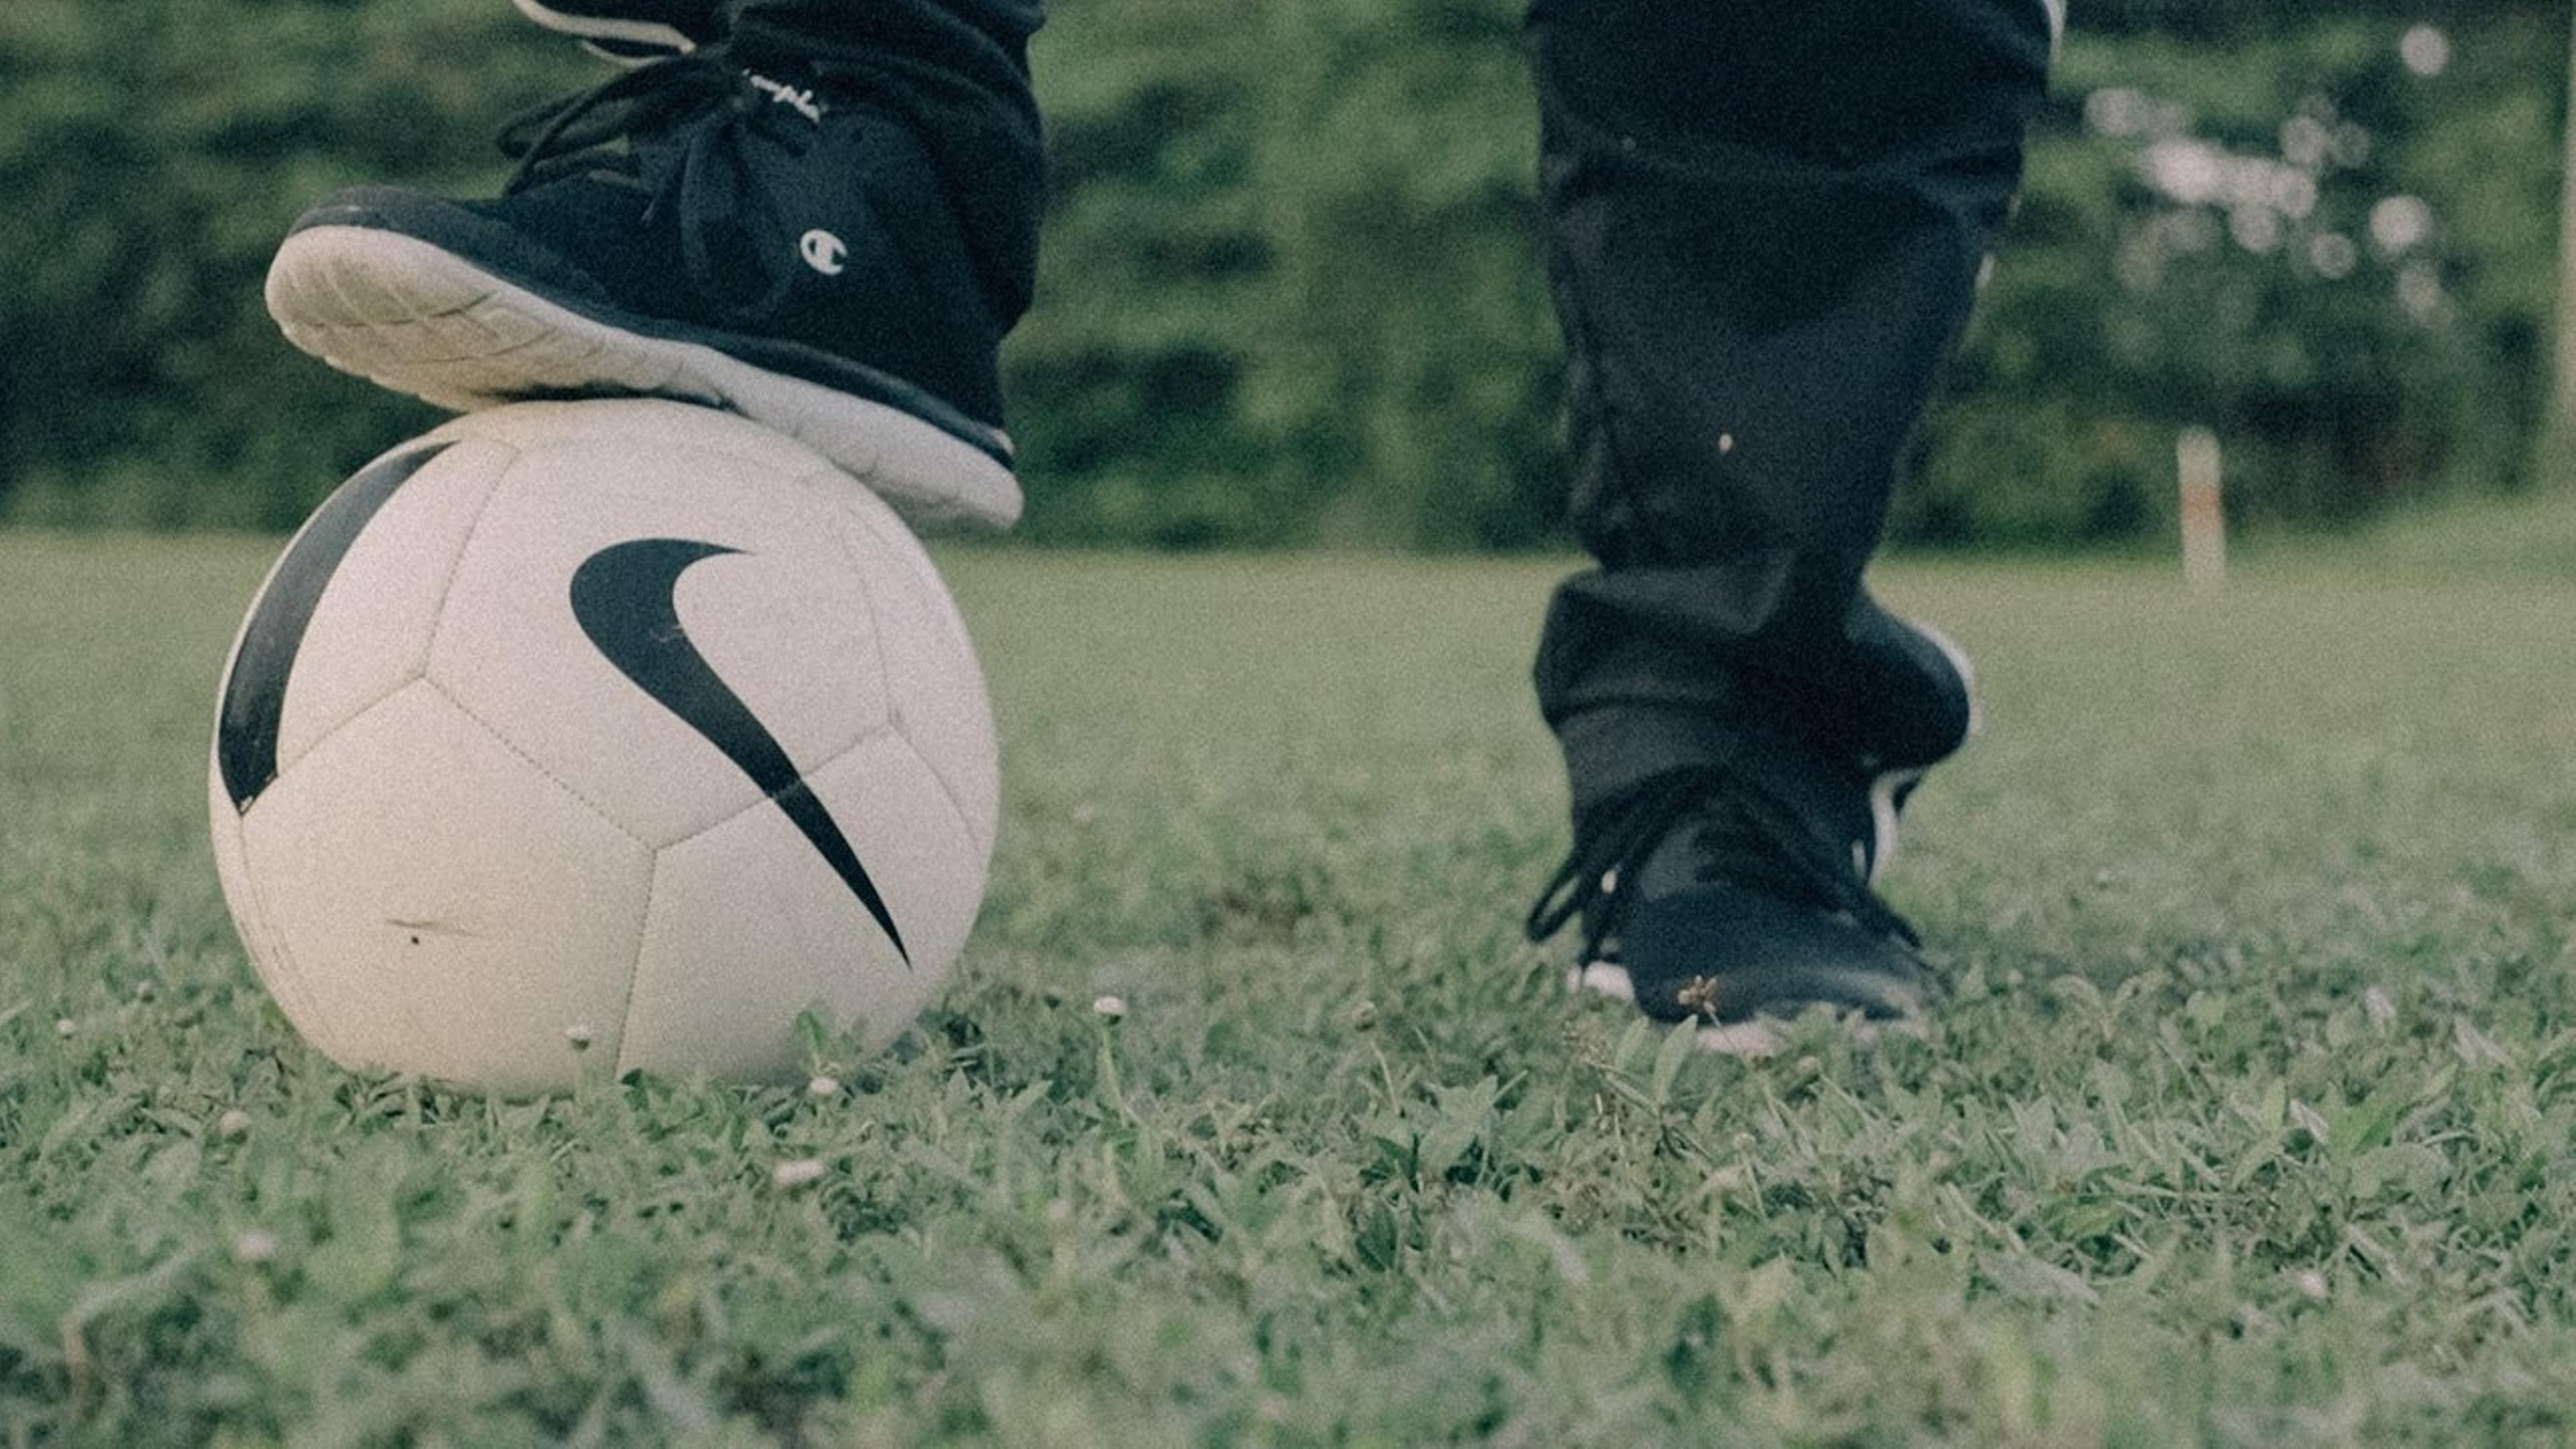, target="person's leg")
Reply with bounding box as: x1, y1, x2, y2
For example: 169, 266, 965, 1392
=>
266, 0, 1047, 531
1523, 0, 2056, 1038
